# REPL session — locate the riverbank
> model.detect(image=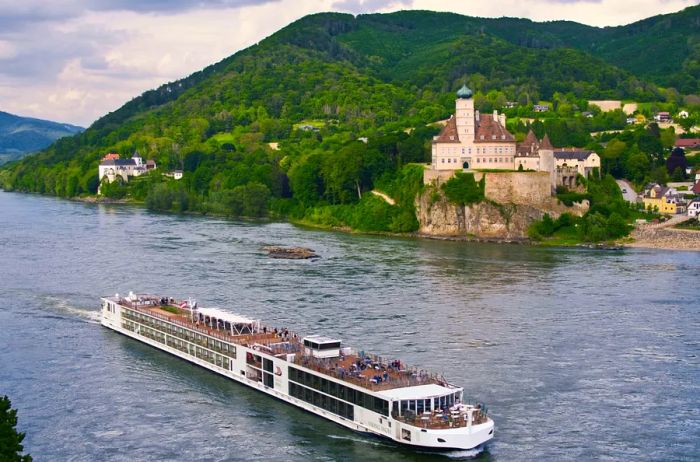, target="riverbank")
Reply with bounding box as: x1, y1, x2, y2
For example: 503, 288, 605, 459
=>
624, 226, 700, 251
621, 215, 700, 251
12, 191, 700, 251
